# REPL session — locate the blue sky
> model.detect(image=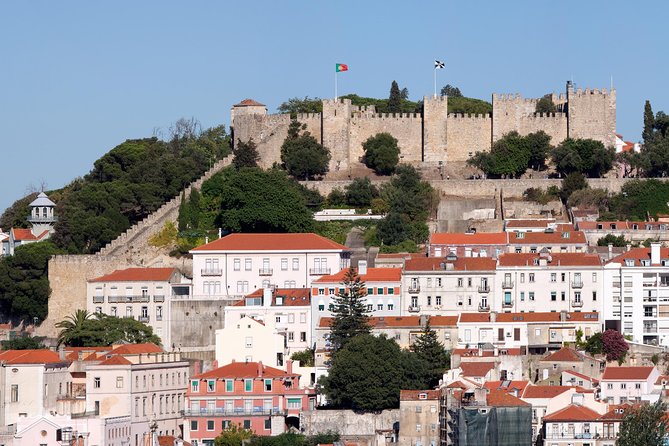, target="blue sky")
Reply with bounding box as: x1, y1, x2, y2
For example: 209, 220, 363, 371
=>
1, 0, 667, 213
